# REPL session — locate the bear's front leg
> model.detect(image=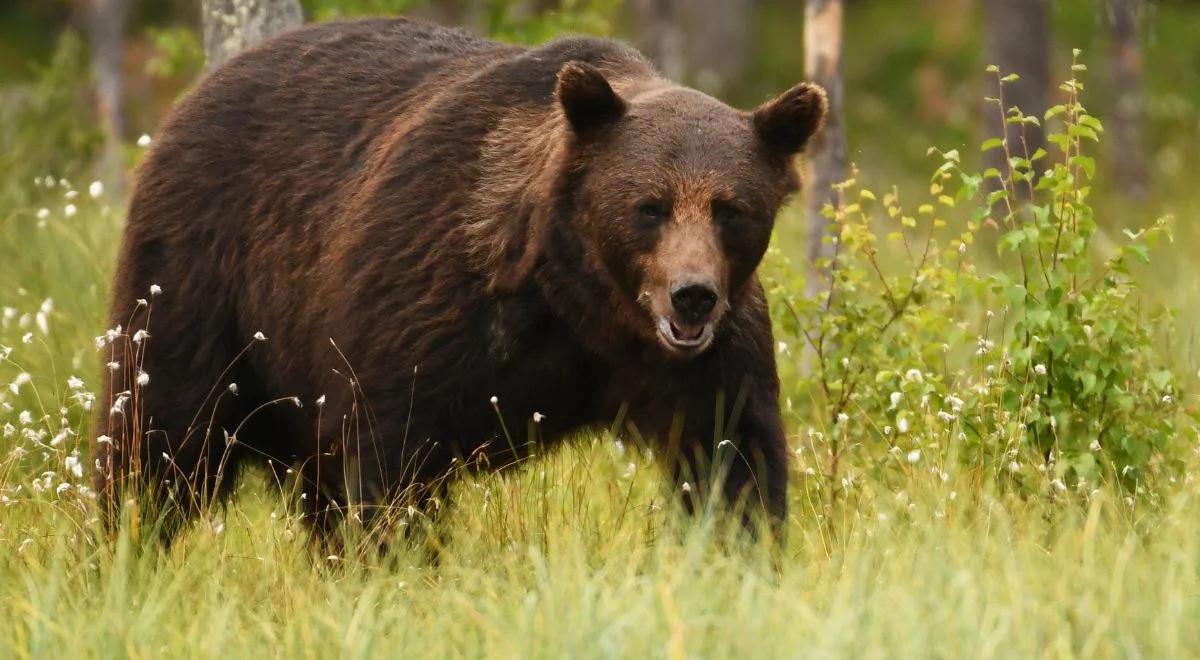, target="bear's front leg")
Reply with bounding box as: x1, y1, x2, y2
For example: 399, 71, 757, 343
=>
663, 374, 789, 539
635, 306, 791, 539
